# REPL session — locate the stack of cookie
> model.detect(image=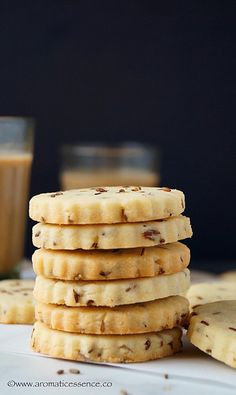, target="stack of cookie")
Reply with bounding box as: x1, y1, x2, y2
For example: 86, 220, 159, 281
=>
29, 186, 192, 363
